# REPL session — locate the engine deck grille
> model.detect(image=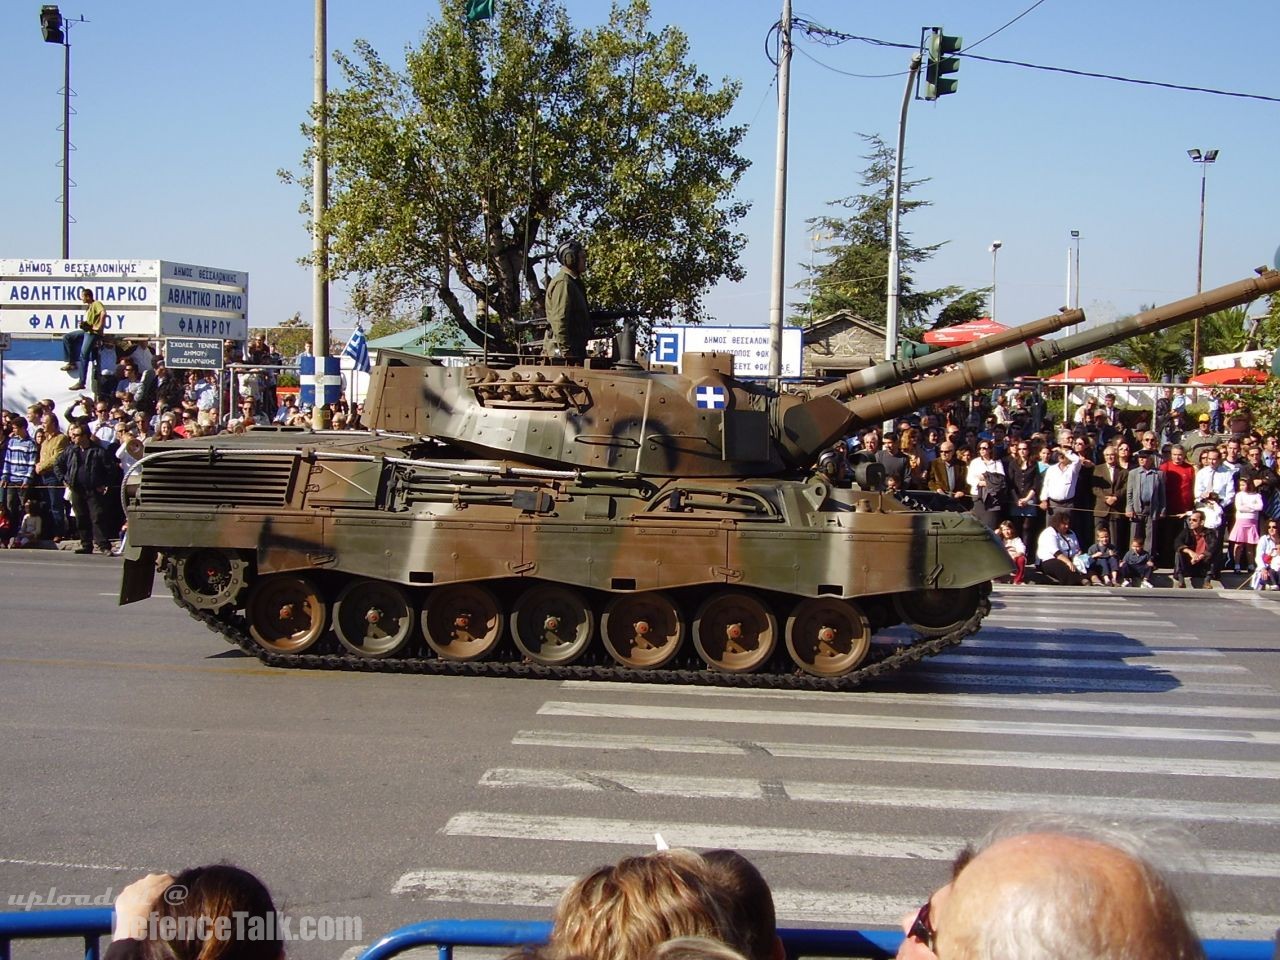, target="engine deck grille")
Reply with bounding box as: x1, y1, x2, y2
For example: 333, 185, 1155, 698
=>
138, 455, 294, 507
